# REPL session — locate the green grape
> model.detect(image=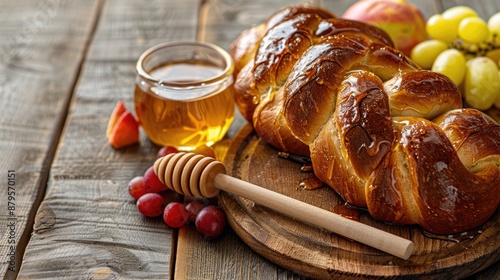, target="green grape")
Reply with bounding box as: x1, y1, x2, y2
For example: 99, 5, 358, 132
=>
426, 14, 457, 43
410, 40, 448, 69
458, 17, 490, 43
488, 12, 500, 45
464, 57, 500, 110
488, 12, 500, 35
442, 6, 478, 33
432, 49, 466, 86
